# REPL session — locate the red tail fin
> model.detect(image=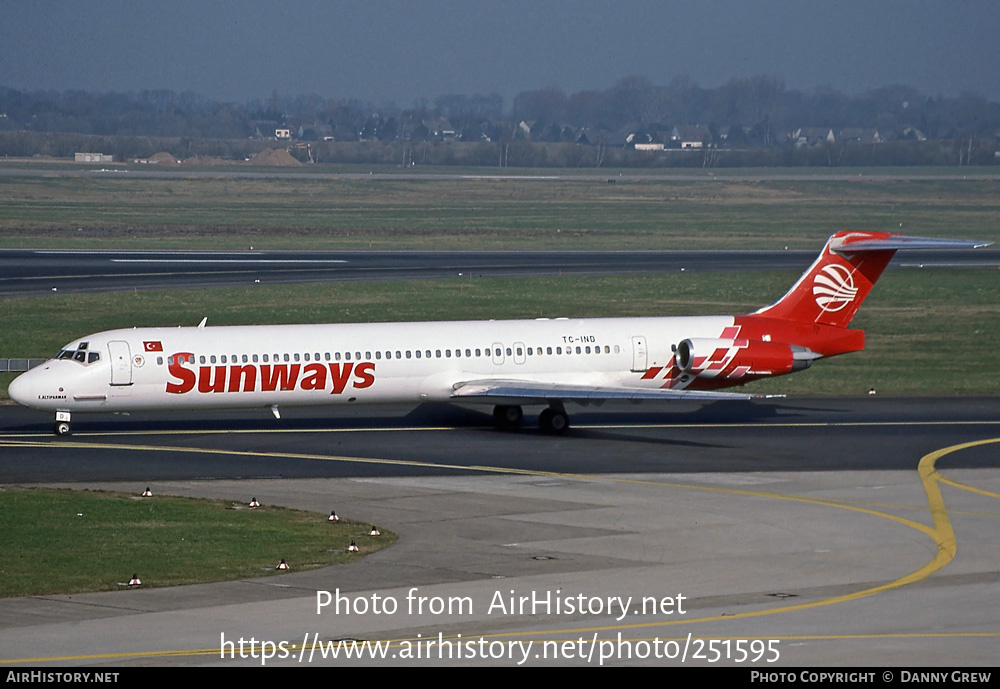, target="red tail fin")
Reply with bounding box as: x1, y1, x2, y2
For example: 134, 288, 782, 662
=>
754, 231, 902, 328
